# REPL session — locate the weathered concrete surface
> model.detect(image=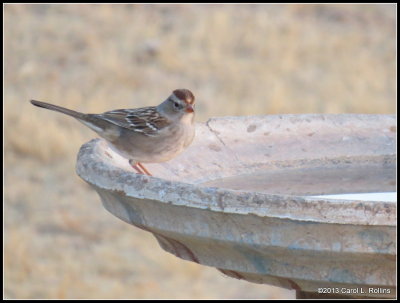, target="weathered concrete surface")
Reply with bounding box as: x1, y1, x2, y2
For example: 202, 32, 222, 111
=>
76, 114, 396, 298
